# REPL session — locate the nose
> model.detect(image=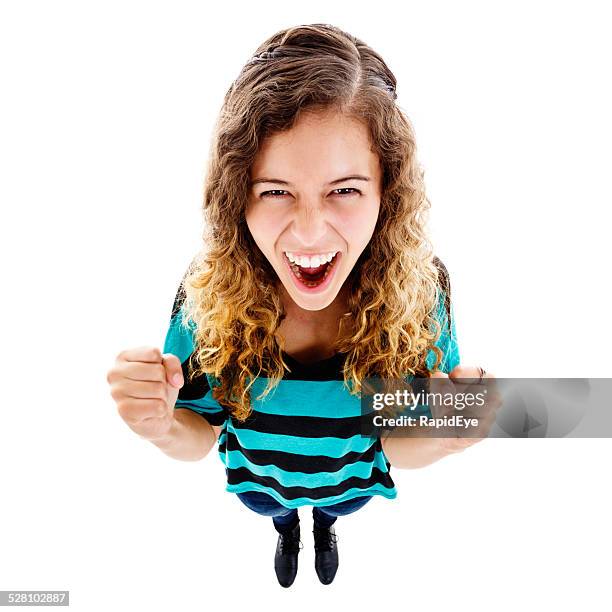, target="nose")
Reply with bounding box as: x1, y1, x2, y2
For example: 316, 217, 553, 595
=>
290, 200, 329, 247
